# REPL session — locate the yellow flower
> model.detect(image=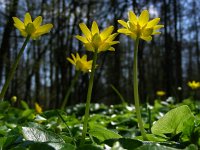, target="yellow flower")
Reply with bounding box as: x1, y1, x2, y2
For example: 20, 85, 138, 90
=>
35, 102, 42, 114
188, 81, 200, 90
13, 13, 53, 40
67, 53, 93, 73
75, 21, 119, 53
156, 90, 166, 97
118, 10, 164, 41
